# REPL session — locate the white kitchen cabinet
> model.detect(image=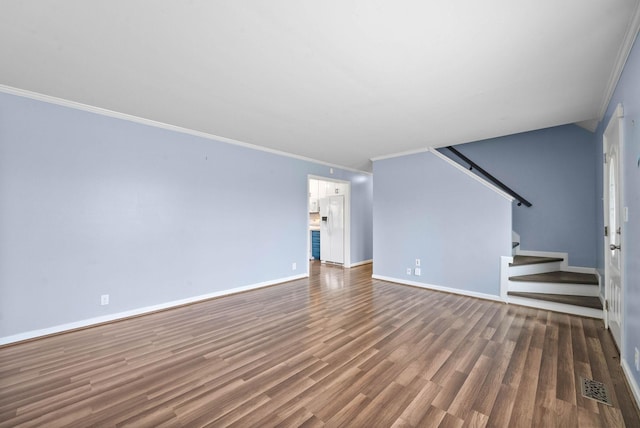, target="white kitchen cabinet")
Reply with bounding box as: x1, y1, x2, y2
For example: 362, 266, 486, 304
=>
309, 179, 345, 212
324, 181, 344, 196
